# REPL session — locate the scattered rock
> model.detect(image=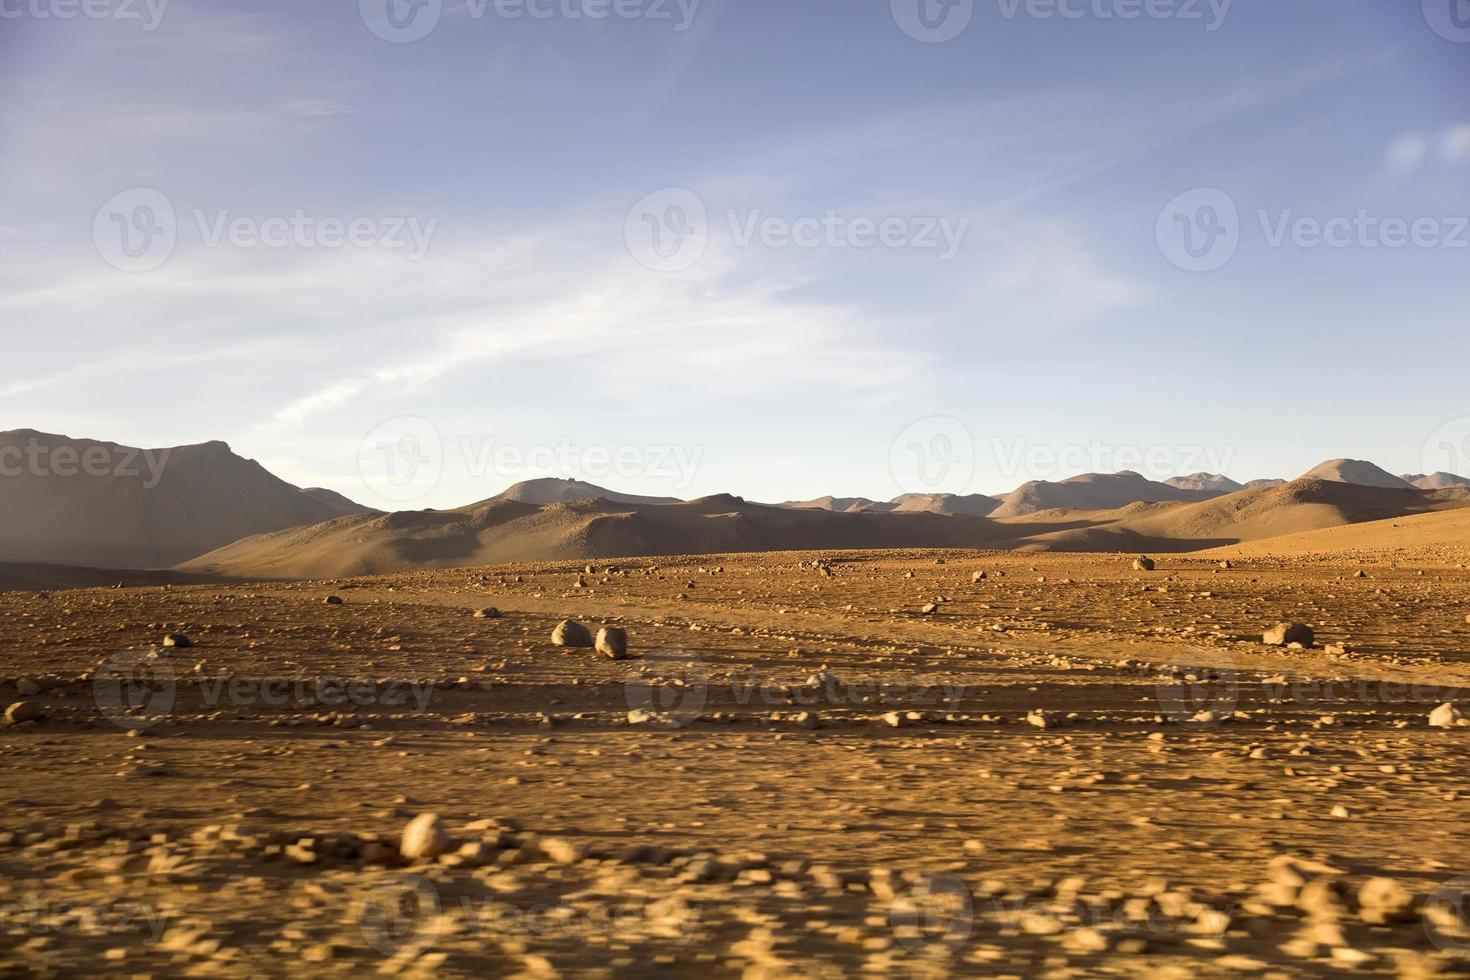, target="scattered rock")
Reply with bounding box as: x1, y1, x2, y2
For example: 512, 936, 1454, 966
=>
1133, 557, 1155, 572
1429, 703, 1465, 729
4, 701, 42, 725
595, 627, 629, 660
551, 620, 594, 648
1263, 623, 1313, 647
323, 595, 344, 605
473, 607, 501, 619
1357, 877, 1417, 924
400, 813, 452, 860
162, 633, 192, 648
